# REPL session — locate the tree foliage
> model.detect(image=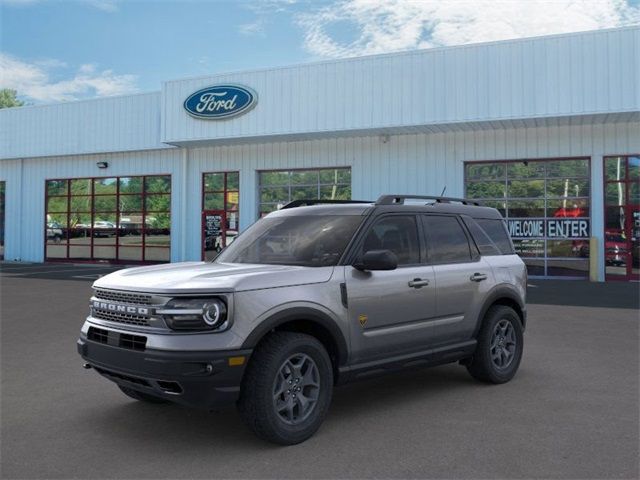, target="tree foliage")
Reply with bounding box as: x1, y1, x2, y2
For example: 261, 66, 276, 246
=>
0, 89, 24, 109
